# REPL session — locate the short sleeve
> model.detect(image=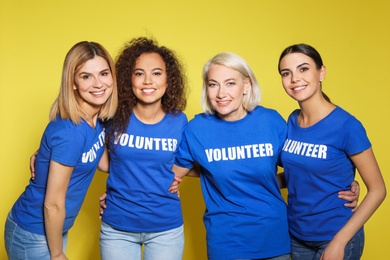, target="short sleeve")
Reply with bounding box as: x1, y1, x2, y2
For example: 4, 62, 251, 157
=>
50, 127, 86, 166
343, 117, 371, 156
